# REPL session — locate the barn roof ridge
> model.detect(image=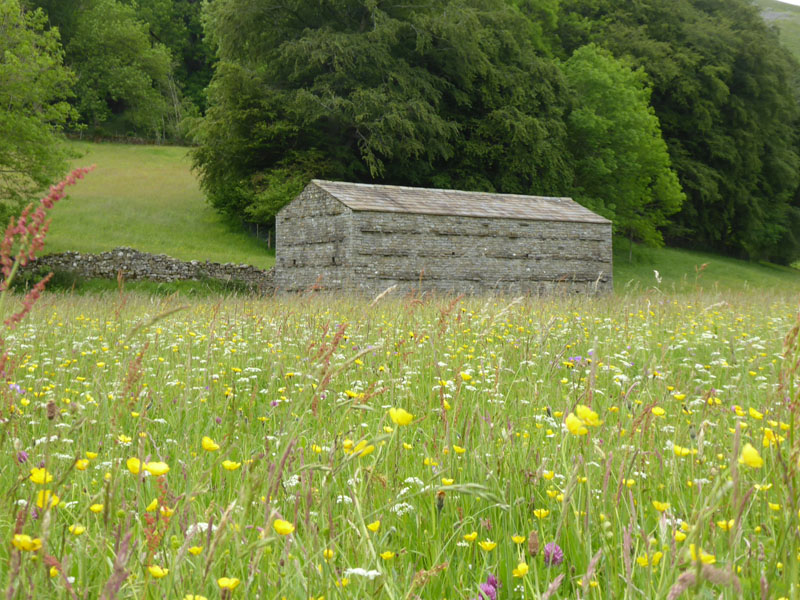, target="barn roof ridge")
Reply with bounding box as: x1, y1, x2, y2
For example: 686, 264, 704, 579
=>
310, 179, 611, 224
